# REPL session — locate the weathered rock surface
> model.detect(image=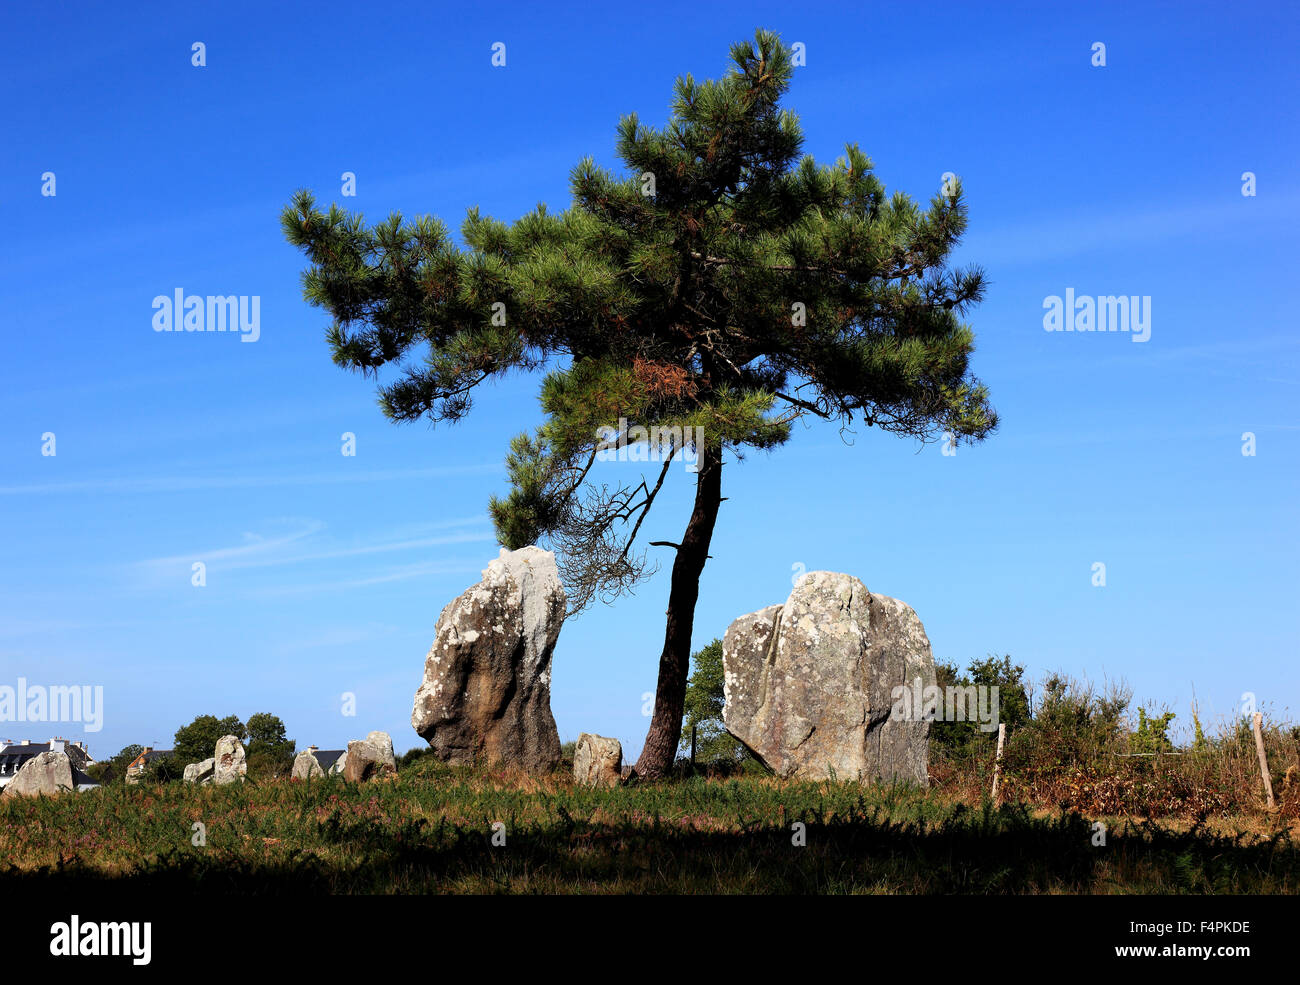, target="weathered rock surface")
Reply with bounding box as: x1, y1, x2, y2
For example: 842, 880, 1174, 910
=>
212, 735, 247, 786
4, 750, 73, 797
291, 749, 325, 780
343, 731, 396, 782
722, 571, 936, 784
573, 733, 622, 788
412, 546, 564, 771
183, 758, 215, 784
